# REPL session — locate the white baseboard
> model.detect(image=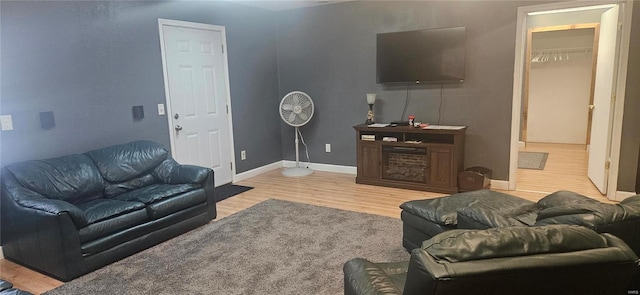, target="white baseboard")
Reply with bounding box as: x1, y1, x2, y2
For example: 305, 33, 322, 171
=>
233, 160, 356, 183
282, 160, 356, 174
490, 179, 510, 190
613, 190, 637, 202
233, 161, 283, 182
